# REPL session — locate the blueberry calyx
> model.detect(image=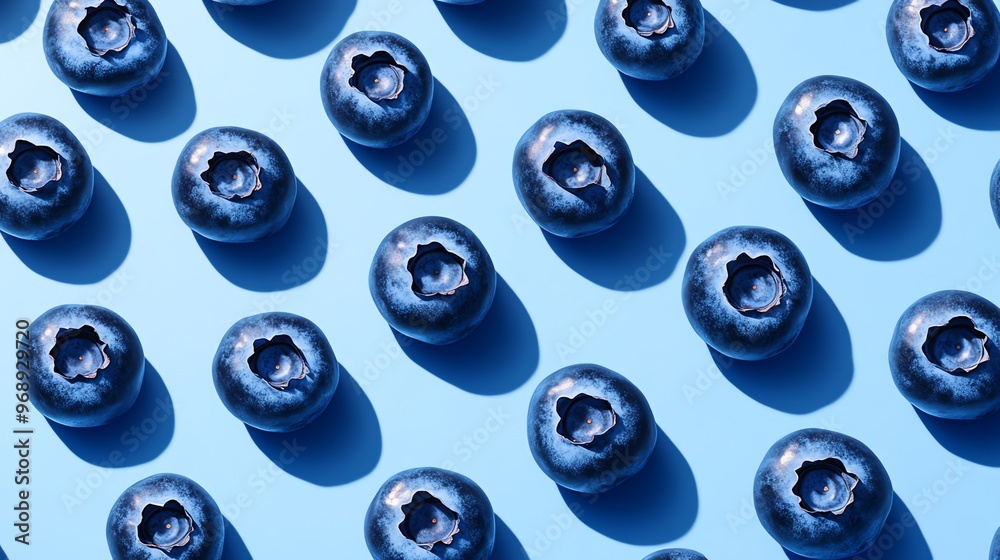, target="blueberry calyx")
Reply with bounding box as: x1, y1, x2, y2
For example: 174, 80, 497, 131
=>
622, 0, 676, 38
555, 393, 618, 446
542, 140, 613, 193
791, 457, 860, 516
723, 253, 788, 314
77, 0, 137, 57
406, 242, 471, 297
921, 315, 990, 375
200, 151, 262, 200
6, 140, 63, 193
49, 325, 111, 381
349, 51, 408, 103
398, 490, 461, 552
246, 334, 310, 390
809, 100, 868, 160
919, 0, 975, 53
137, 499, 195, 553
